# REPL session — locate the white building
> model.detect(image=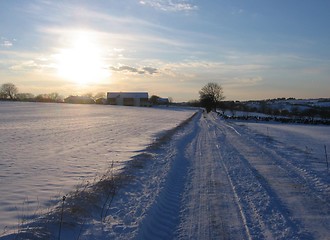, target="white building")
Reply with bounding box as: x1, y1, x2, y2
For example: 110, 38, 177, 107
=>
107, 92, 149, 107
